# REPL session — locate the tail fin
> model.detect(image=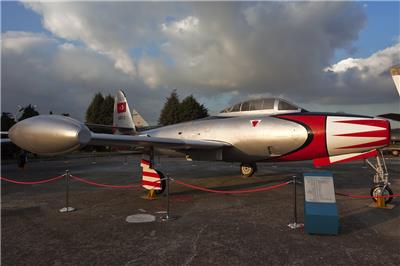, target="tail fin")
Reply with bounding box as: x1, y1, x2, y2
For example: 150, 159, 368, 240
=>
390, 66, 400, 96
131, 108, 149, 129
113, 90, 136, 135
